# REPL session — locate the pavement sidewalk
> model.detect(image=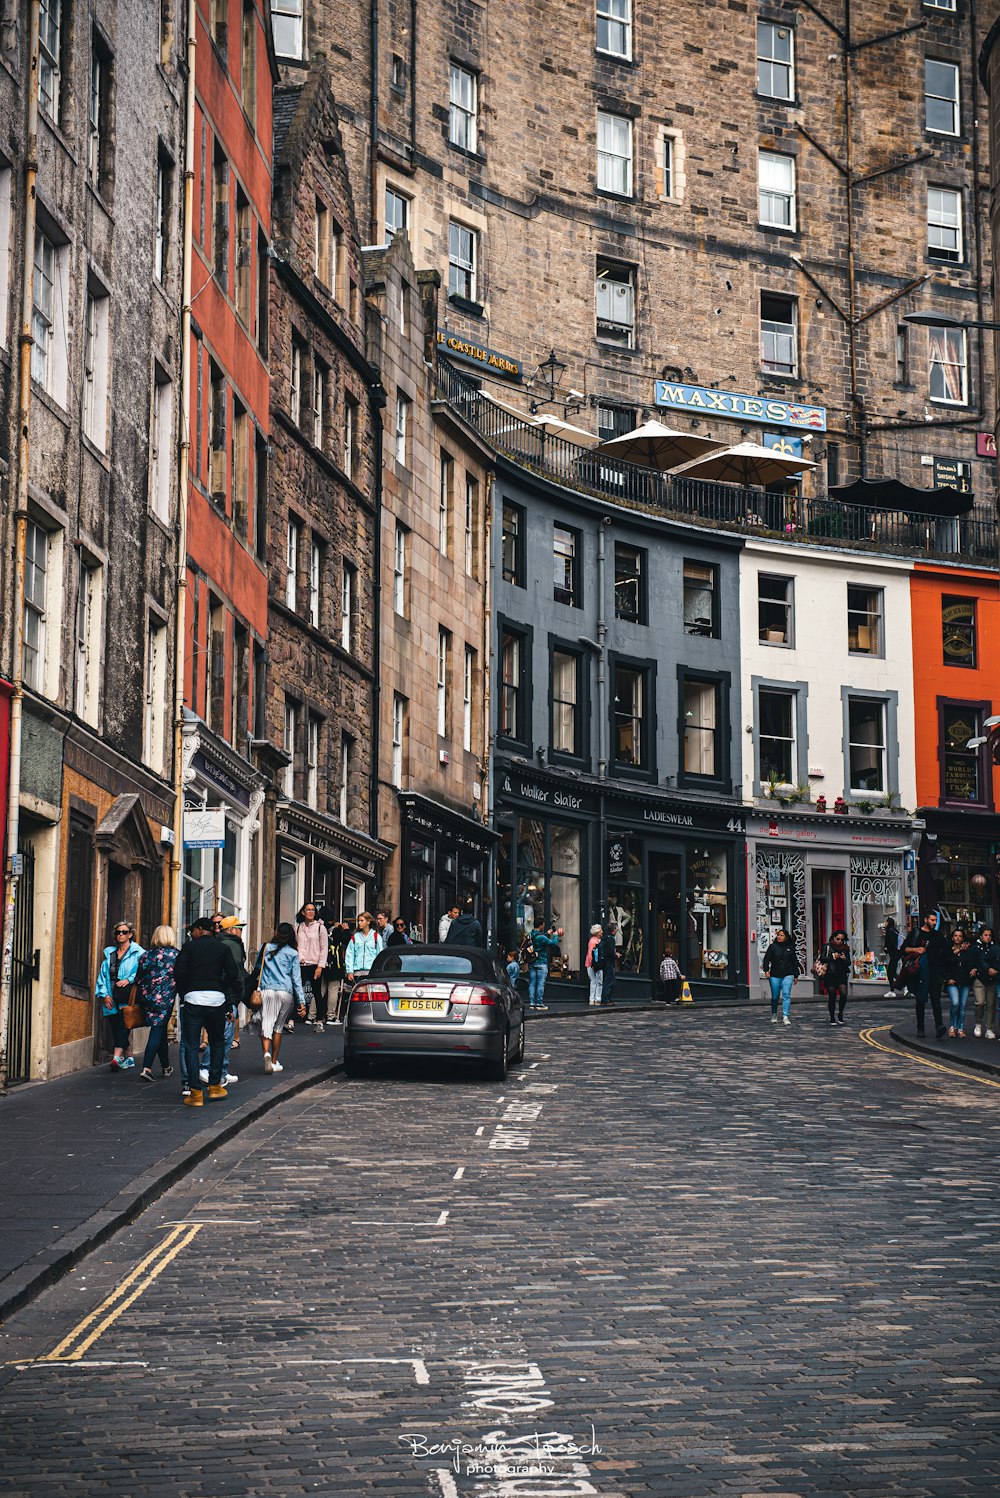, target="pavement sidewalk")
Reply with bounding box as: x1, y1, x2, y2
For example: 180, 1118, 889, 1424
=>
0, 1021, 343, 1322
890, 1014, 1000, 1077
